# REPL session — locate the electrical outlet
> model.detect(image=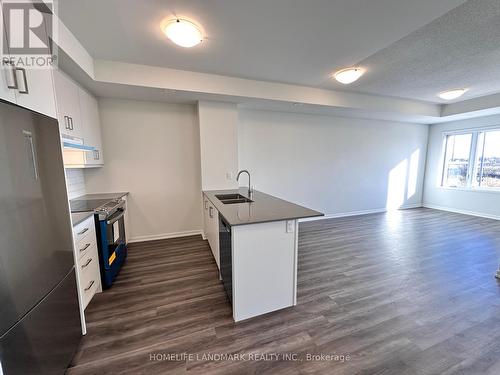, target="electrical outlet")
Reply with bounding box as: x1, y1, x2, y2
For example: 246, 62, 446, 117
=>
226, 172, 233, 180
286, 220, 294, 233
